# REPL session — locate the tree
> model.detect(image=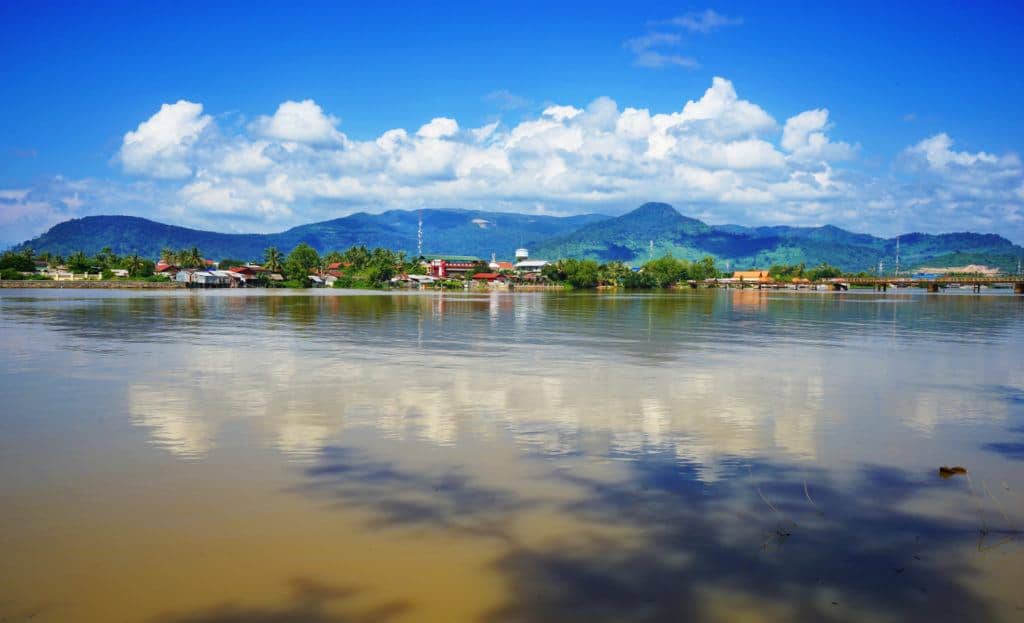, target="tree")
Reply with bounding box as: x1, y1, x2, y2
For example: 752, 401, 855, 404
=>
689, 256, 719, 281
263, 247, 283, 273
96, 246, 117, 268
179, 247, 203, 269
0, 250, 35, 272
67, 250, 91, 273
806, 263, 843, 281
341, 246, 371, 269
125, 254, 145, 277
641, 255, 688, 288
160, 248, 177, 264
598, 261, 632, 286
218, 258, 247, 270
285, 243, 321, 283
542, 258, 600, 288
768, 262, 806, 282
